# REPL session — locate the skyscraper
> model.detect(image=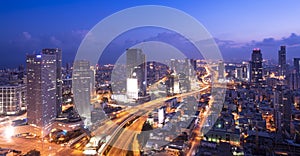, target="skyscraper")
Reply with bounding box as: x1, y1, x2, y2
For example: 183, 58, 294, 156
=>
42, 48, 62, 116
26, 53, 57, 128
278, 46, 287, 77
287, 71, 300, 90
273, 85, 292, 136
73, 60, 92, 125
294, 58, 300, 74
218, 61, 225, 79
251, 48, 263, 86
242, 61, 251, 82
126, 49, 147, 97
